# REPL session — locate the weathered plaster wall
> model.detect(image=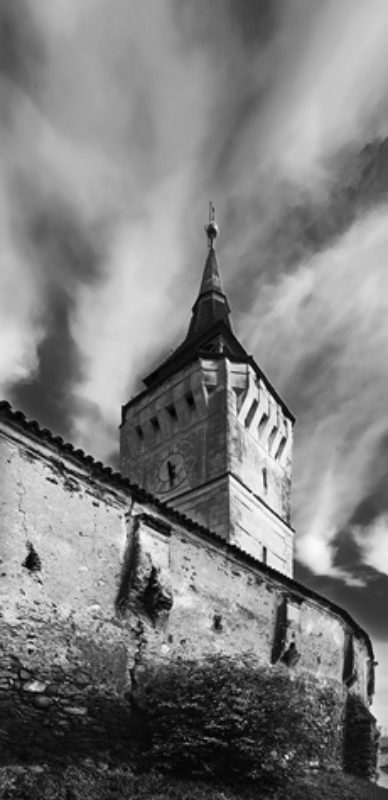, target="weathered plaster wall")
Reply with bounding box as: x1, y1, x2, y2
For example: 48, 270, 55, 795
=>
129, 507, 370, 702
0, 411, 374, 765
0, 420, 135, 762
